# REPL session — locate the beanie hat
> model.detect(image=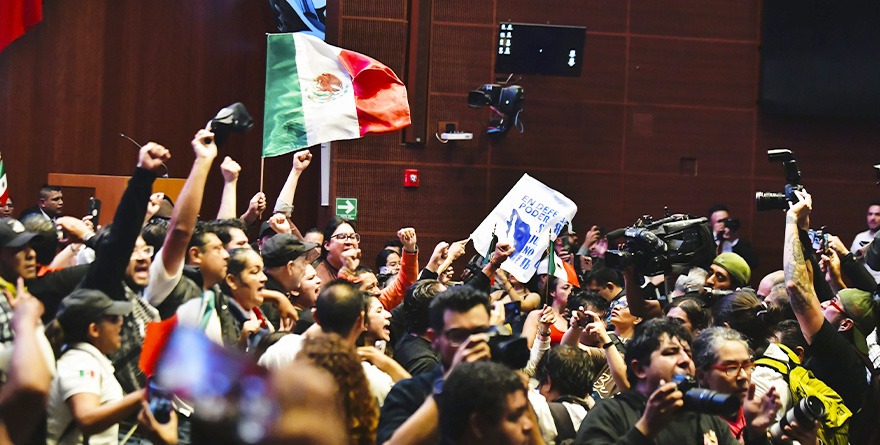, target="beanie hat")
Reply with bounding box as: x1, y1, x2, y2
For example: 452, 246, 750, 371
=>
712, 252, 751, 287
